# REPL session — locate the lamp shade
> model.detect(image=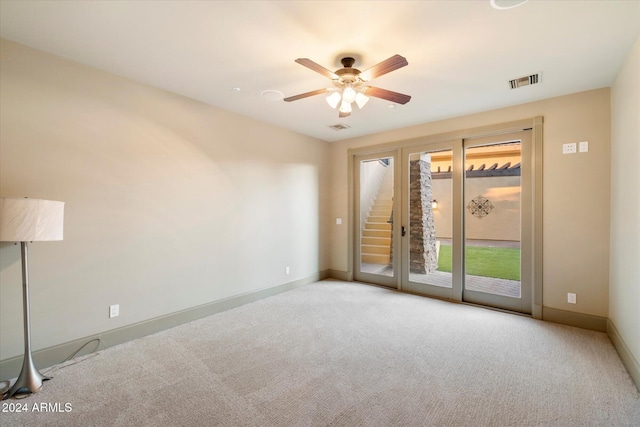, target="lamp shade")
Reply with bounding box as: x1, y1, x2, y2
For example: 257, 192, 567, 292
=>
0, 197, 64, 242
